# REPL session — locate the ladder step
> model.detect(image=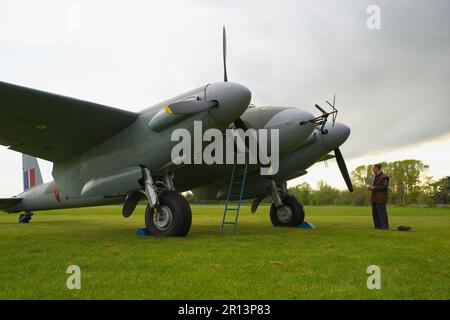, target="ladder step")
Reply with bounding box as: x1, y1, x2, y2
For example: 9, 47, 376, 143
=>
225, 208, 239, 211
223, 222, 236, 225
